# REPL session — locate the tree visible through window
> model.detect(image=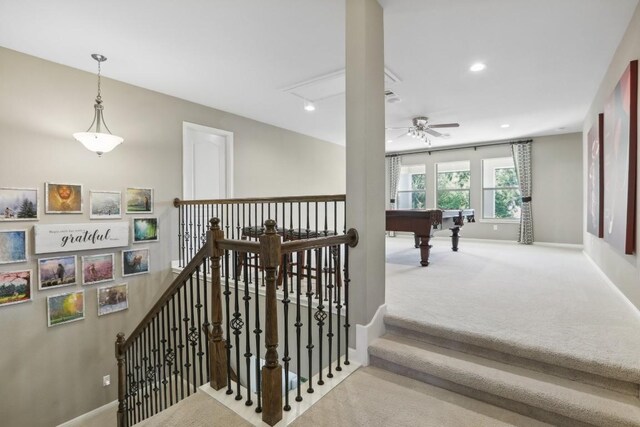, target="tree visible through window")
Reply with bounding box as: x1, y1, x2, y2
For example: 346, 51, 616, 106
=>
483, 158, 521, 219
436, 161, 470, 209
